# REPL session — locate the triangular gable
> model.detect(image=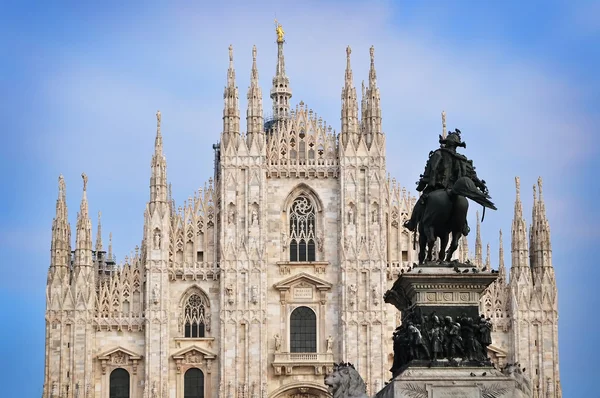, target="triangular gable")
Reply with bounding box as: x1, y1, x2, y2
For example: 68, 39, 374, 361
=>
97, 346, 143, 361
273, 272, 332, 291
172, 345, 217, 360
